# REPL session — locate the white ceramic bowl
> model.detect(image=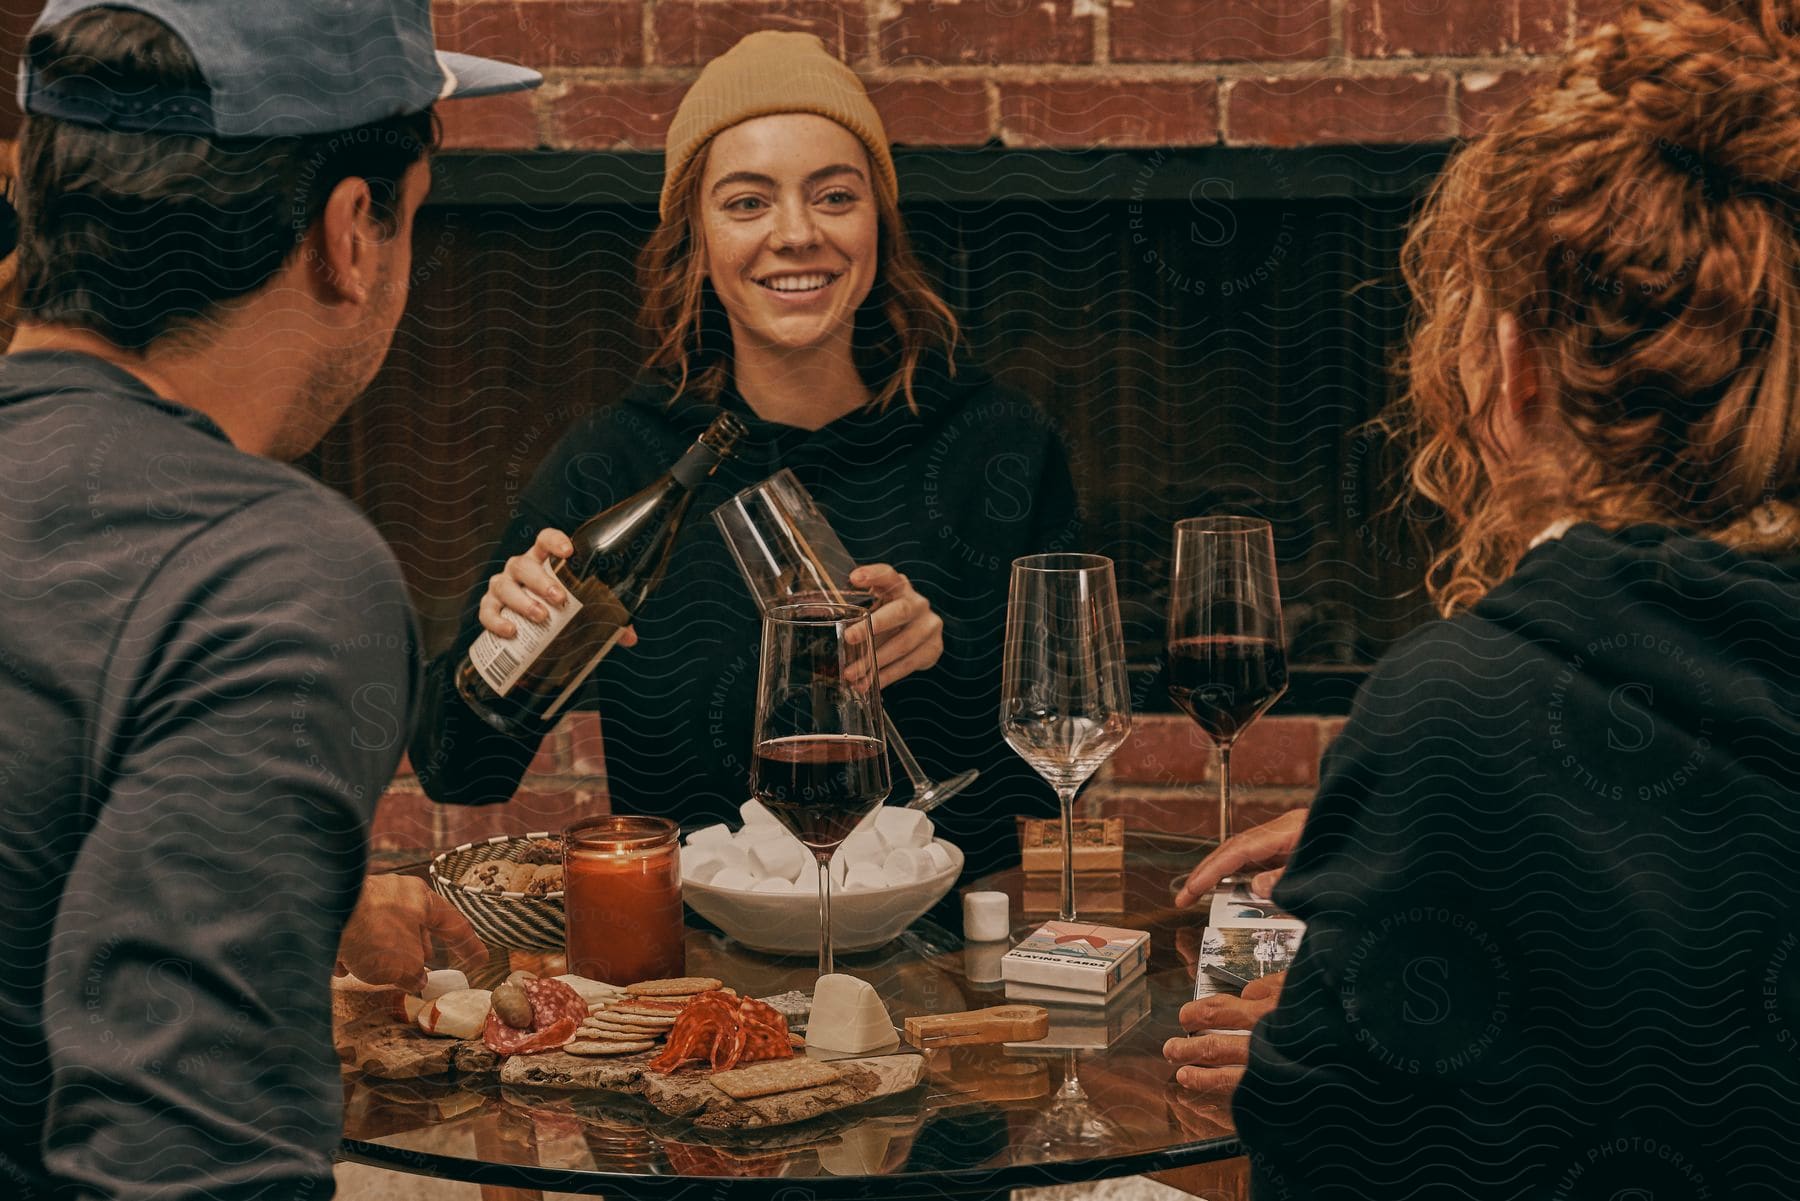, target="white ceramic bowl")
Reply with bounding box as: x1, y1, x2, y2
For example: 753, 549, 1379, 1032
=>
682, 841, 963, 955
